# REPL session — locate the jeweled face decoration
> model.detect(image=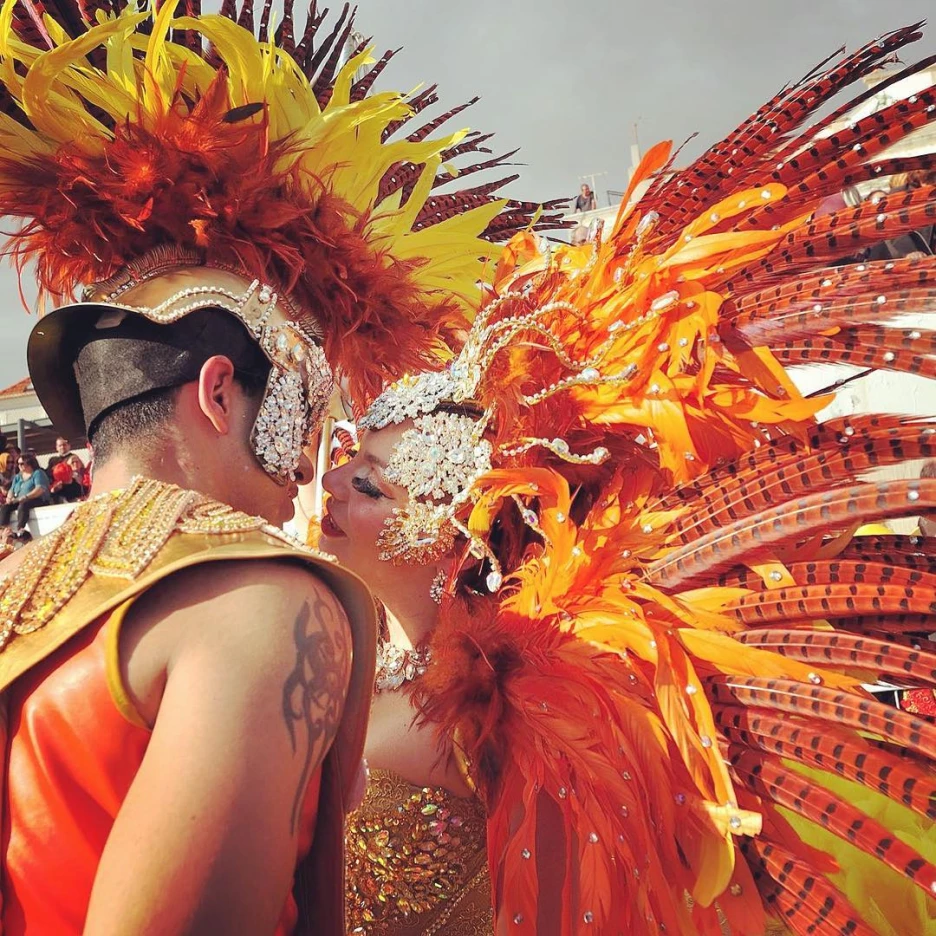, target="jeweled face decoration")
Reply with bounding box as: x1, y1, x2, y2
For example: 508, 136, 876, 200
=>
251, 326, 334, 483
375, 410, 493, 566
